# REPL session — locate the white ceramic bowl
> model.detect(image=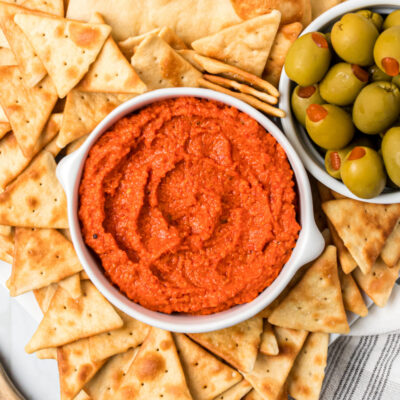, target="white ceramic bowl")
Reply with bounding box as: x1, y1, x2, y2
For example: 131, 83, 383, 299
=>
280, 0, 400, 204
56, 88, 324, 333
